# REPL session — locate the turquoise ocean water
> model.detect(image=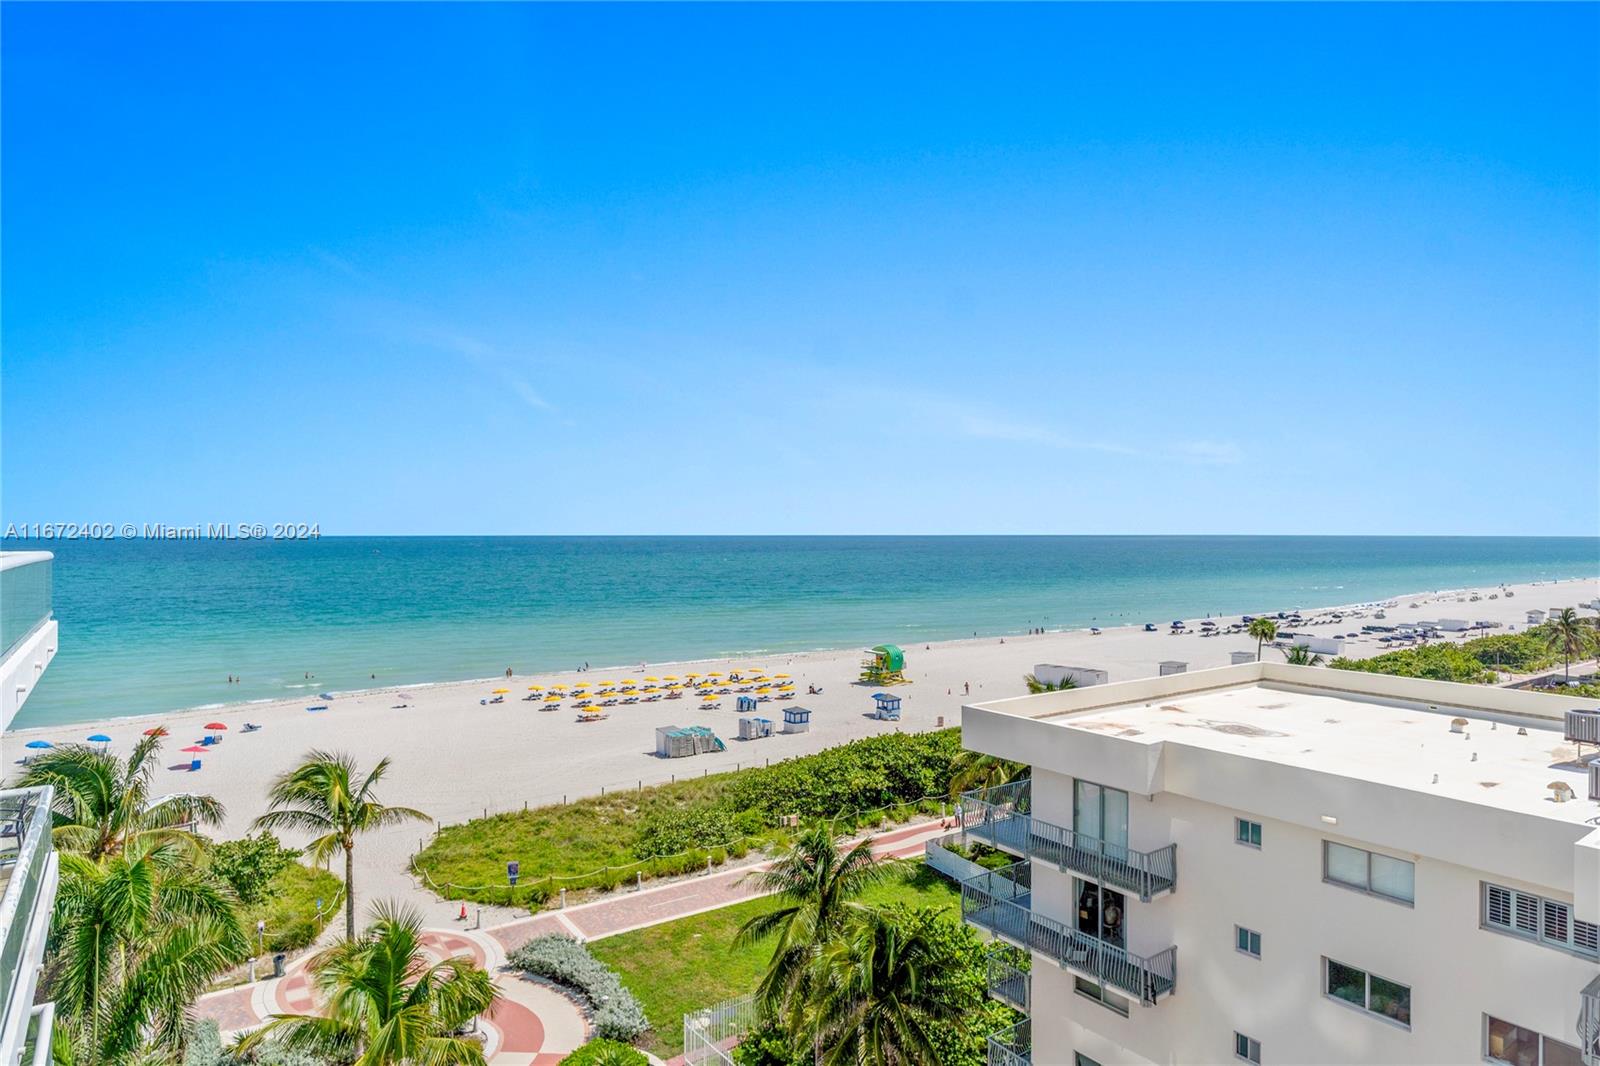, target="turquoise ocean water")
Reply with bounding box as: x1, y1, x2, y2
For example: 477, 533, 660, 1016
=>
6, 536, 1597, 730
